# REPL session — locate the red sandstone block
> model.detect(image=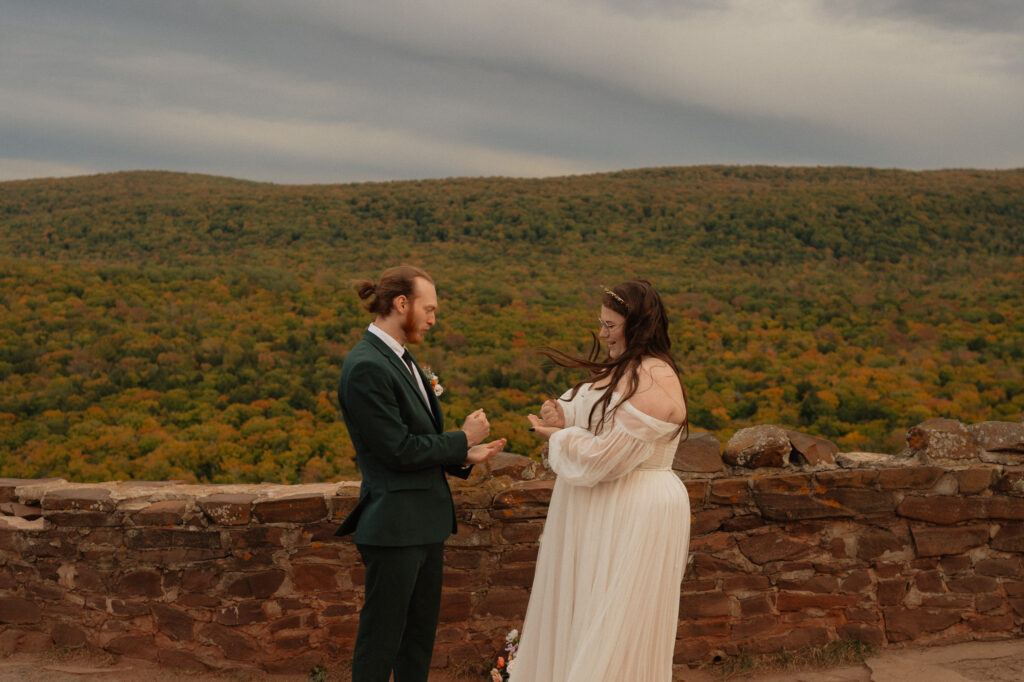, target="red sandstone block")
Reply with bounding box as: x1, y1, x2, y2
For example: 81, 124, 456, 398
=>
493, 480, 554, 509
745, 626, 830, 654
105, 634, 158, 660
912, 525, 989, 557
490, 565, 536, 589
16, 631, 53, 653
845, 607, 881, 623
41, 487, 114, 511
709, 478, 749, 505
475, 588, 529, 619
731, 614, 777, 639
821, 489, 896, 518
133, 500, 187, 526
884, 606, 962, 641
690, 554, 746, 578
939, 555, 972, 574
227, 525, 285, 548
840, 569, 872, 593
43, 511, 116, 527
776, 575, 839, 593
996, 467, 1024, 495
721, 514, 763, 532
914, 570, 946, 593
0, 597, 40, 623
673, 637, 712, 665
976, 594, 1005, 613
438, 590, 472, 622
216, 601, 267, 626
921, 594, 972, 609
499, 520, 542, 544
445, 523, 491, 547
114, 570, 163, 598
877, 579, 909, 606
109, 599, 150, 617
329, 493, 360, 521
977, 558, 1024, 578
677, 620, 730, 638
776, 591, 859, 611
722, 575, 771, 593
692, 508, 734, 536
737, 533, 808, 565
738, 595, 773, 617
292, 563, 339, 592
253, 494, 327, 524
680, 579, 717, 593
126, 528, 223, 551
877, 467, 944, 489
754, 492, 852, 522
838, 623, 884, 646
947, 575, 1000, 594
752, 473, 814, 494
815, 469, 878, 488
969, 613, 1015, 632
683, 480, 708, 508
198, 623, 260, 661
955, 468, 996, 494
225, 570, 286, 599
856, 529, 905, 562
152, 603, 195, 641
678, 593, 731, 619
199, 494, 255, 525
